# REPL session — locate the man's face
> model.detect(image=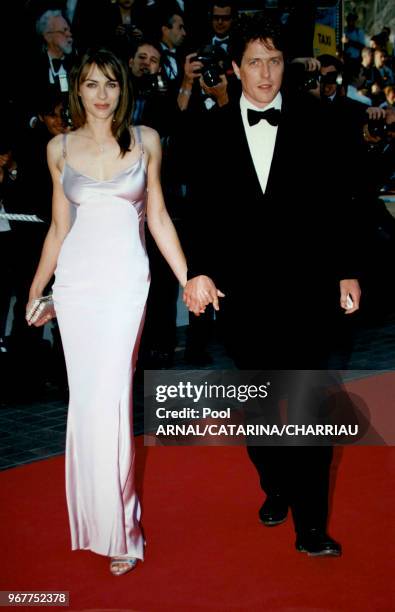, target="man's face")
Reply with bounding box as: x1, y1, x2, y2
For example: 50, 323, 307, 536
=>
212, 6, 233, 37
320, 65, 338, 98
386, 88, 395, 105
232, 39, 284, 108
129, 44, 161, 77
374, 50, 385, 68
39, 103, 67, 136
44, 16, 73, 56
362, 48, 372, 65
163, 14, 186, 48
